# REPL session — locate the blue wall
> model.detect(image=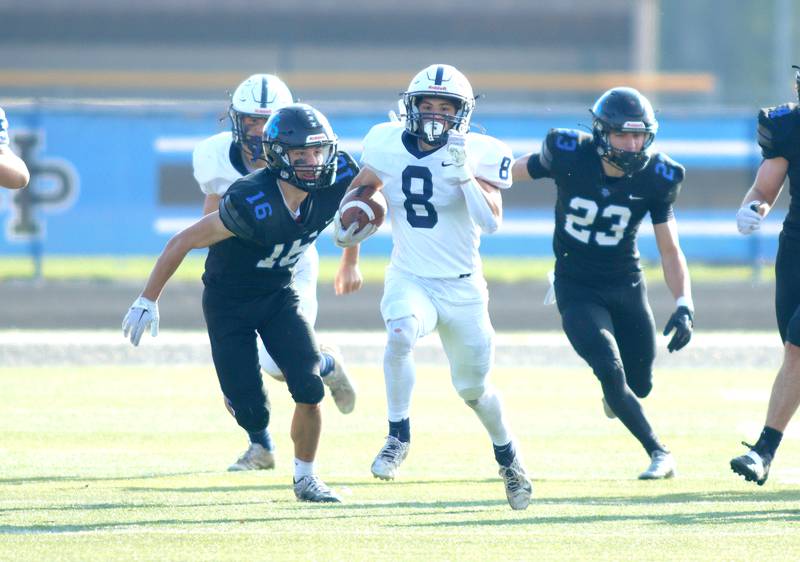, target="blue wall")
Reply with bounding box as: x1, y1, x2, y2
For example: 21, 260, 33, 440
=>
0, 104, 777, 262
